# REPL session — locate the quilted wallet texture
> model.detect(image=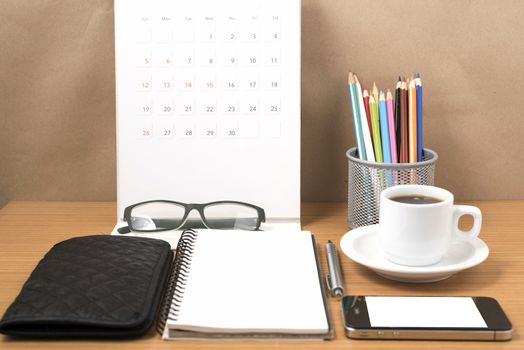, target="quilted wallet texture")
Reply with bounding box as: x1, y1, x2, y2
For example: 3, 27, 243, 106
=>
0, 235, 173, 338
